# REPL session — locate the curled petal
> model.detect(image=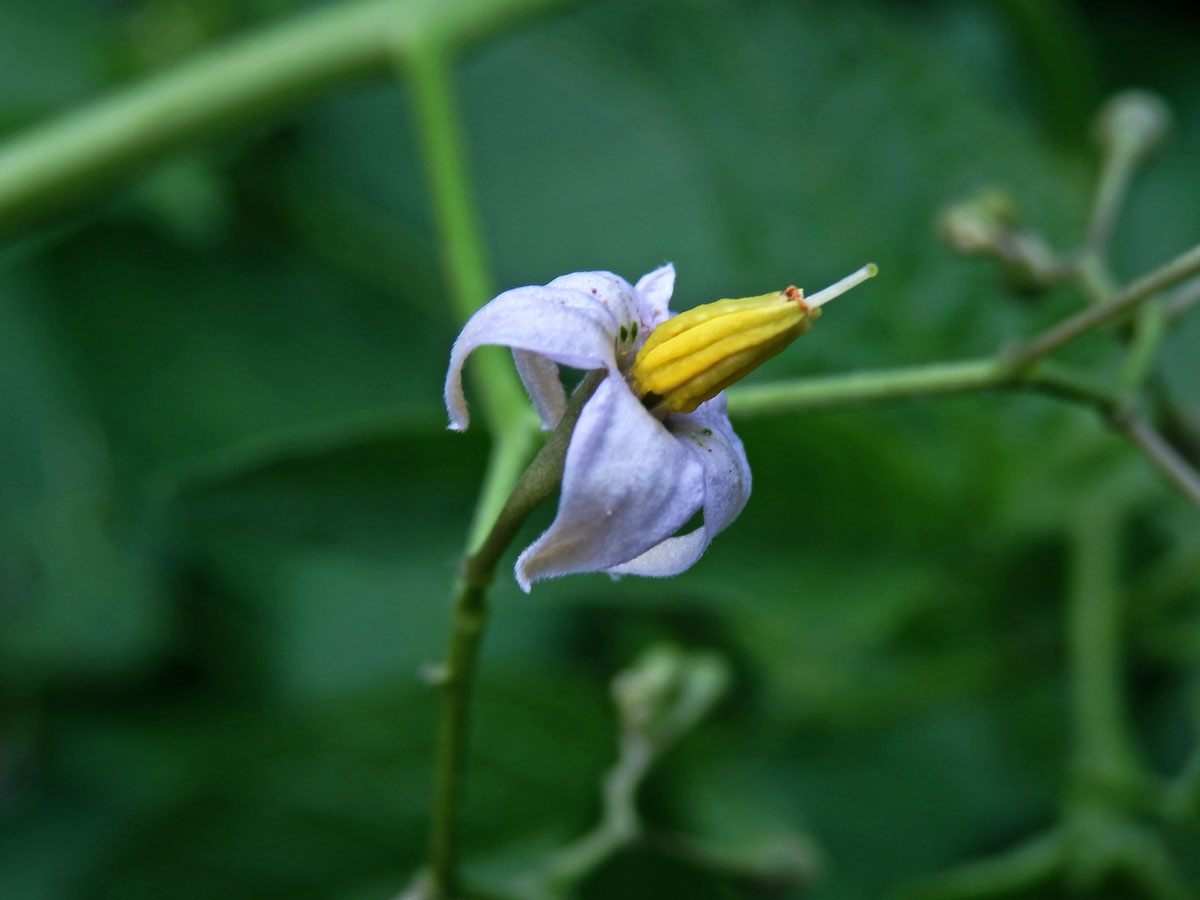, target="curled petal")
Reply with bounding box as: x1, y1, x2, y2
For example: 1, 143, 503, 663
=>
445, 286, 617, 430
634, 263, 676, 331
515, 377, 705, 592
608, 394, 750, 578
